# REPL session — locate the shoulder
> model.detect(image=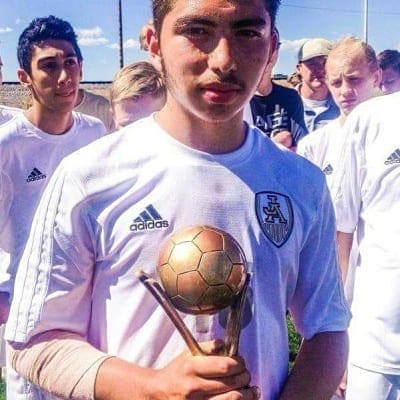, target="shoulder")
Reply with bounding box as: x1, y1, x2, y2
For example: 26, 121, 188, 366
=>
73, 111, 107, 131
351, 93, 399, 121
0, 105, 22, 125
252, 127, 326, 190
273, 82, 299, 97
0, 113, 25, 142
83, 90, 109, 106
63, 116, 155, 176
